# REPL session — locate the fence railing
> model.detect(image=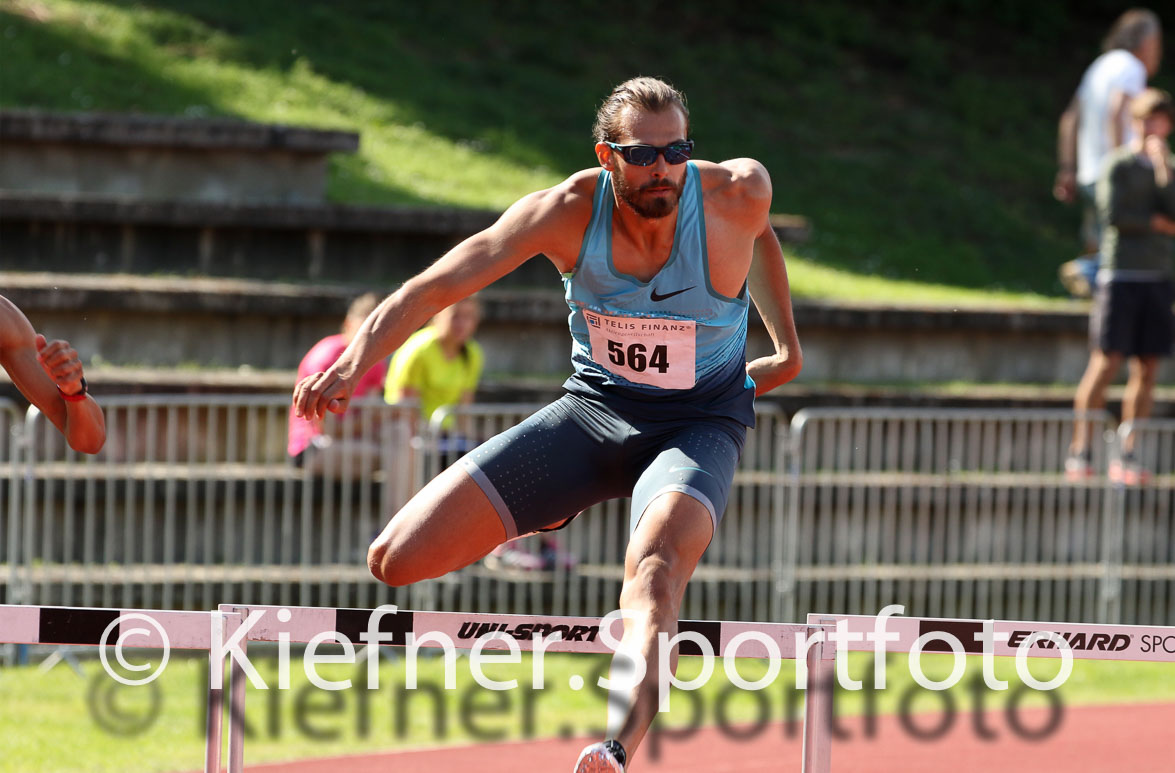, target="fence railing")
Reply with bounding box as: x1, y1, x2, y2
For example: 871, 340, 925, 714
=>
1103, 419, 1175, 626
778, 408, 1169, 624
2, 398, 1170, 626
2, 398, 21, 607
1, 396, 786, 621
7, 395, 416, 611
